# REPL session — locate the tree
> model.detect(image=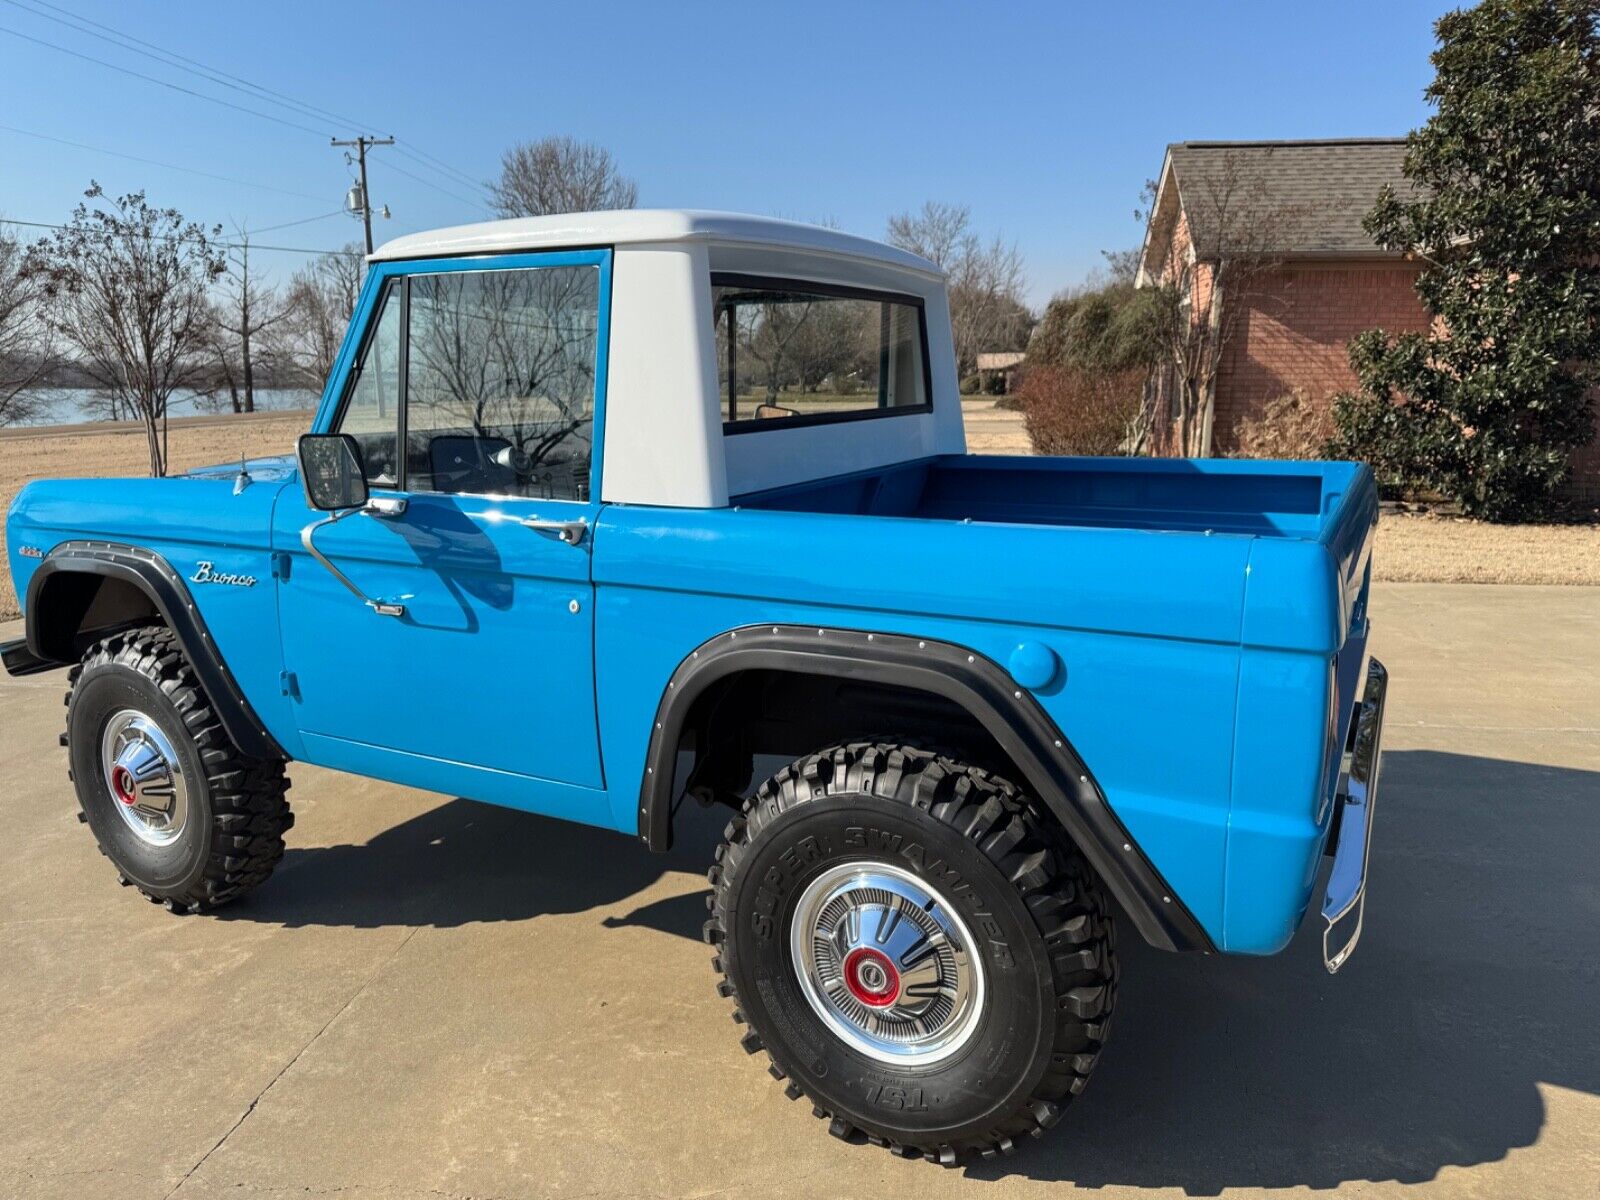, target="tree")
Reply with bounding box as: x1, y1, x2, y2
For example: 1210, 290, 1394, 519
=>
205, 231, 291, 413
1028, 271, 1163, 377
1025, 263, 1165, 454
0, 225, 57, 425
1328, 0, 1599, 520
281, 244, 364, 394
489, 136, 638, 217
886, 202, 1033, 373
25, 184, 223, 475
1138, 153, 1301, 457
